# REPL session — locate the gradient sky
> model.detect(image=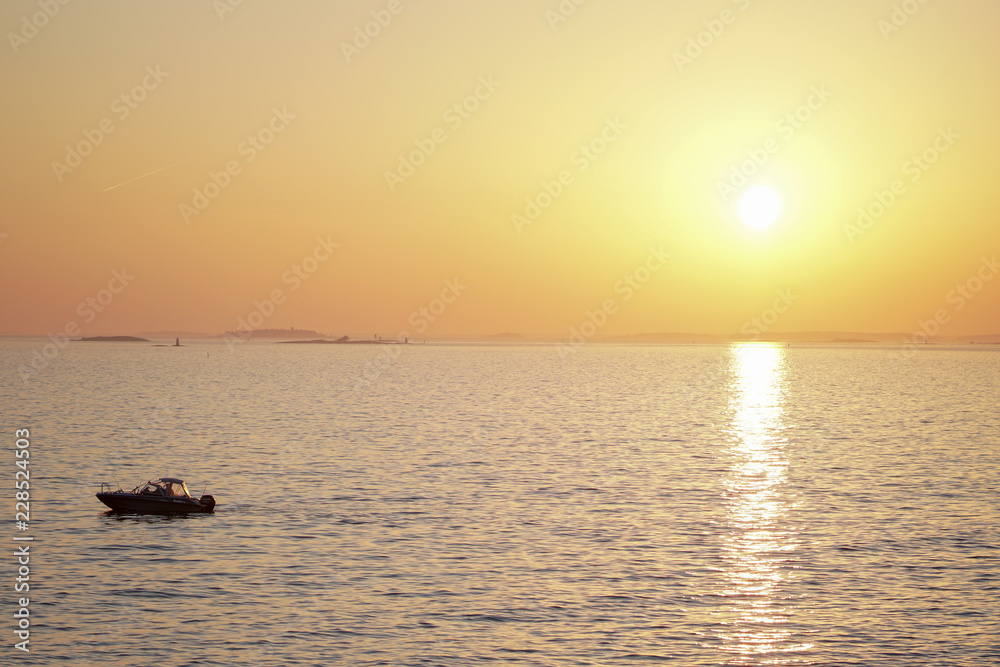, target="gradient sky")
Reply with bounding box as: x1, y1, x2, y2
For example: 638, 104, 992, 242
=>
1, 0, 998, 337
